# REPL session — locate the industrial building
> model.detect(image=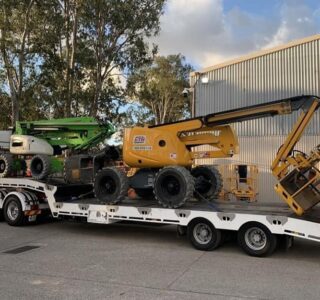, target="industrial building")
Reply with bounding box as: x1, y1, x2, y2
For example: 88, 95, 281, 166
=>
191, 34, 320, 202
